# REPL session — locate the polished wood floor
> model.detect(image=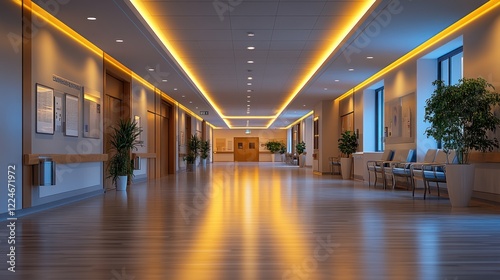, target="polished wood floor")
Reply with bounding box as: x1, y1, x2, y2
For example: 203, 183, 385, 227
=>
2, 163, 500, 280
